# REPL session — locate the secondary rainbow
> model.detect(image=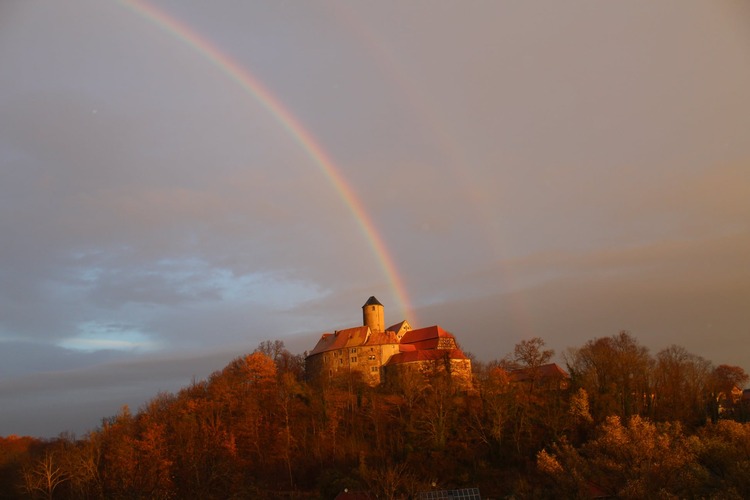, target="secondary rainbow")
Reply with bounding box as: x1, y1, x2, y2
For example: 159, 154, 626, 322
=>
121, 0, 413, 319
